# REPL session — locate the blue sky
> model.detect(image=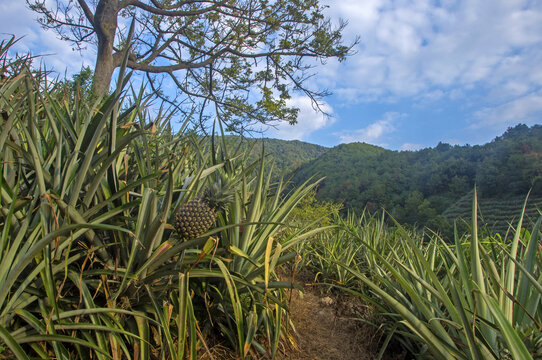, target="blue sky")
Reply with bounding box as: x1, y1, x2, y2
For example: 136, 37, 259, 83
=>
1, 0, 542, 150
